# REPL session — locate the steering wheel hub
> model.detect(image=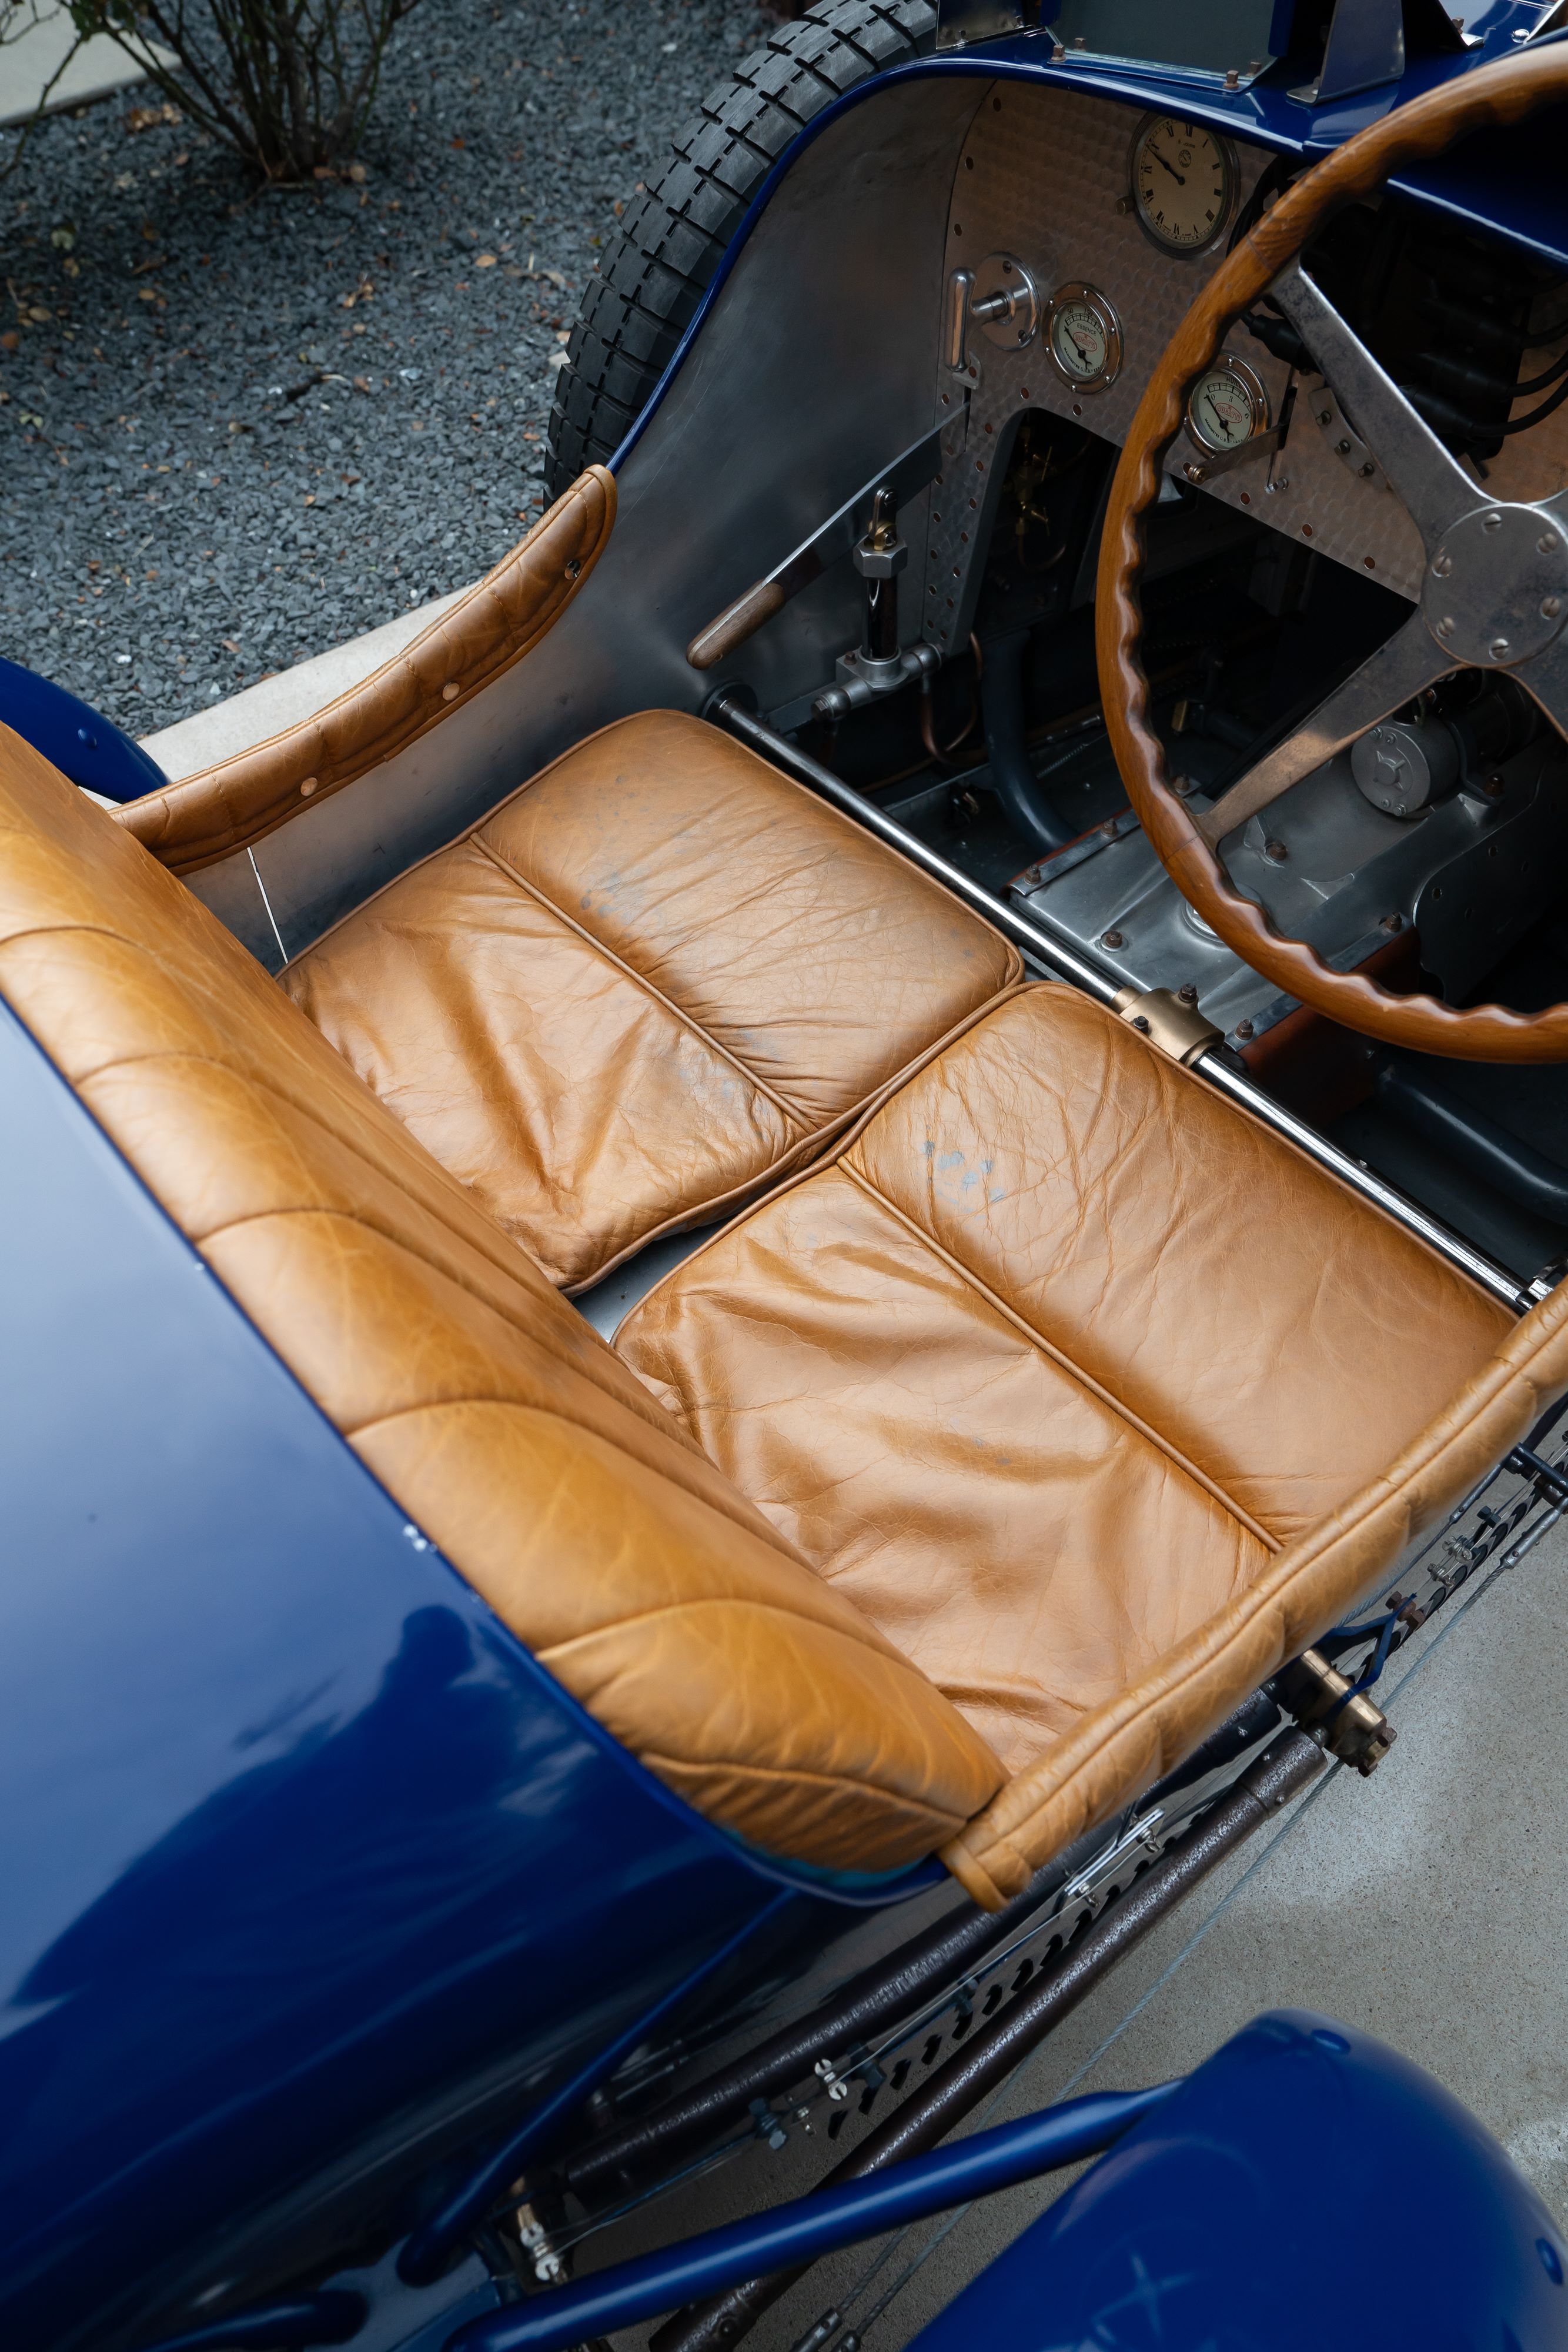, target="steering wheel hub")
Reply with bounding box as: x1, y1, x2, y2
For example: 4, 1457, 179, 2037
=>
1423, 502, 1568, 669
